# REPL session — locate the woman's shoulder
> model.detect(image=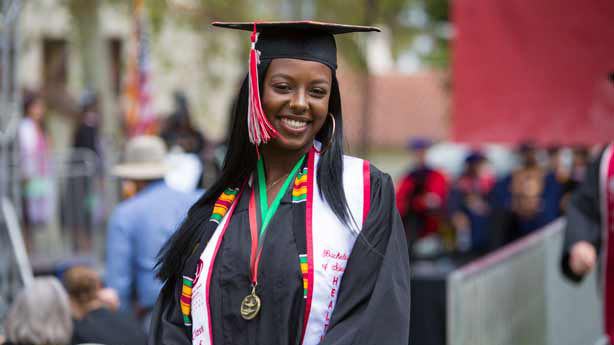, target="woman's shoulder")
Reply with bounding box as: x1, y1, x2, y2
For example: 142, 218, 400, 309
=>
340, 155, 395, 212
341, 154, 391, 185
